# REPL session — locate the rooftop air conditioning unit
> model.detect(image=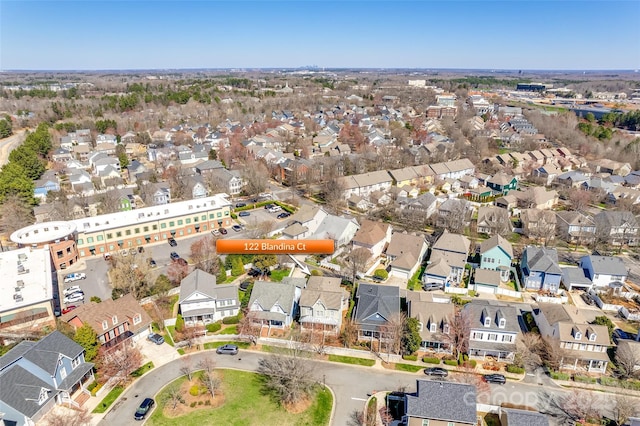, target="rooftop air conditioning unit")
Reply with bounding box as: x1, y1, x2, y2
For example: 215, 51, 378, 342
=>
17, 280, 25, 288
